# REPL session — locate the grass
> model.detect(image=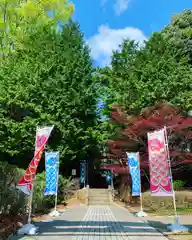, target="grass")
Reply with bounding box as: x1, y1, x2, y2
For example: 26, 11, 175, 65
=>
177, 208, 192, 213
143, 207, 192, 216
